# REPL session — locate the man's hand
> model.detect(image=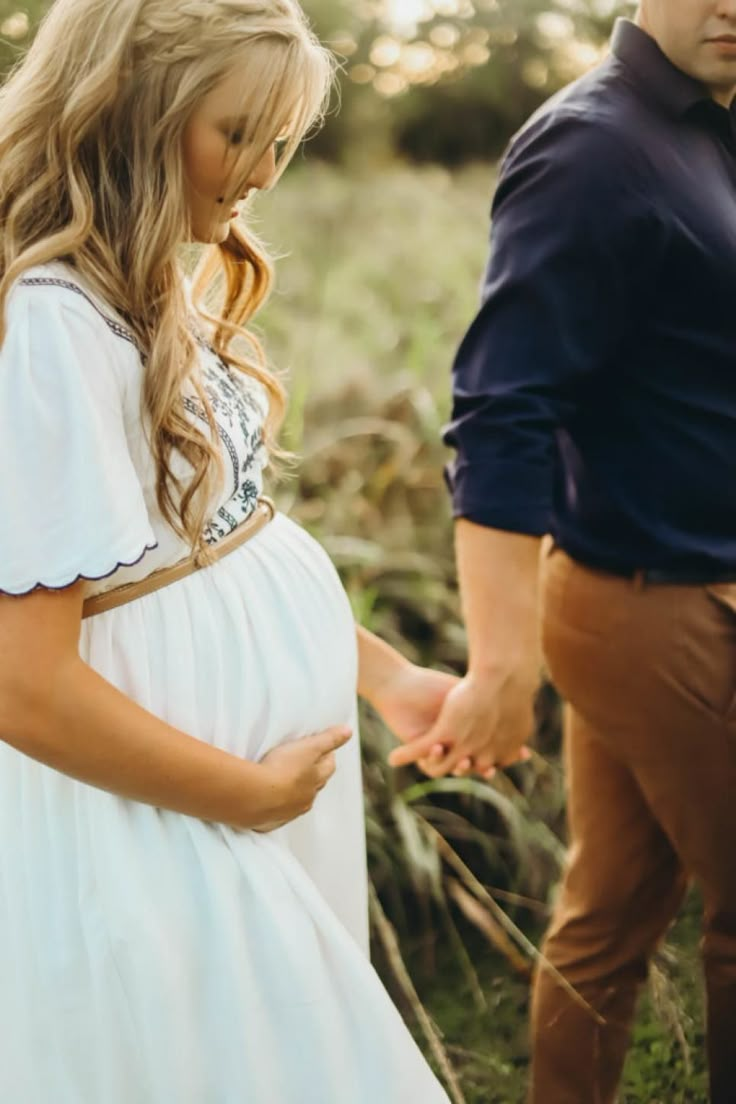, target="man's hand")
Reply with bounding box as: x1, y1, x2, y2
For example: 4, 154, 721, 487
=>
388, 519, 543, 779
388, 666, 535, 778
